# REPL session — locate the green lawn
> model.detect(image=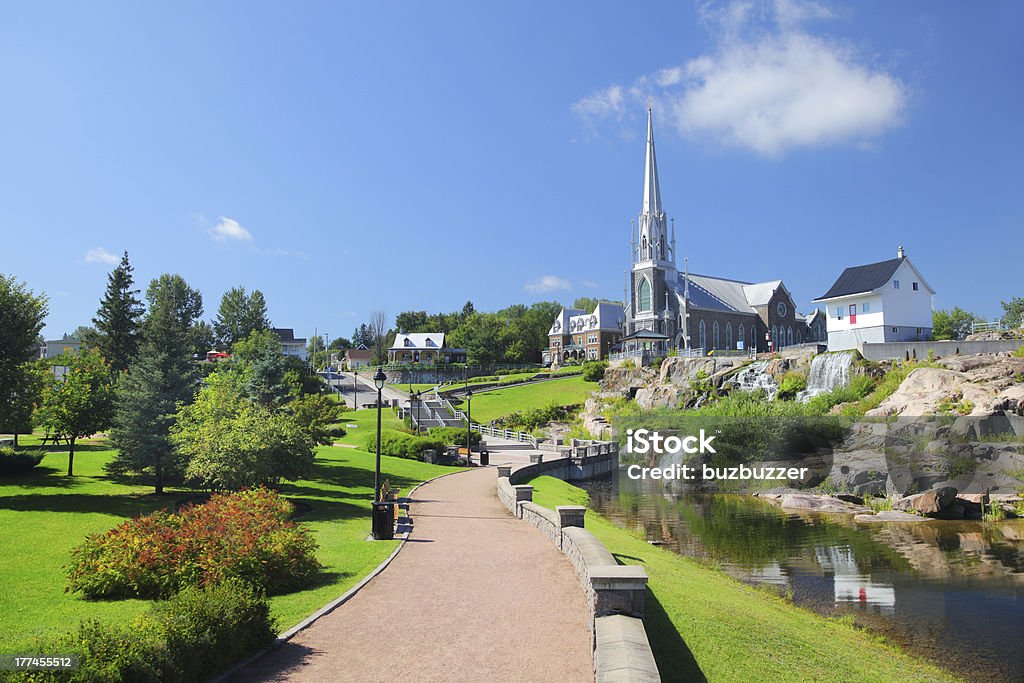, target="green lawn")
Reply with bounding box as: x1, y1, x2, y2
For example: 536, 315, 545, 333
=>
529, 476, 959, 683
395, 371, 544, 396
452, 375, 599, 424
0, 415, 459, 654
